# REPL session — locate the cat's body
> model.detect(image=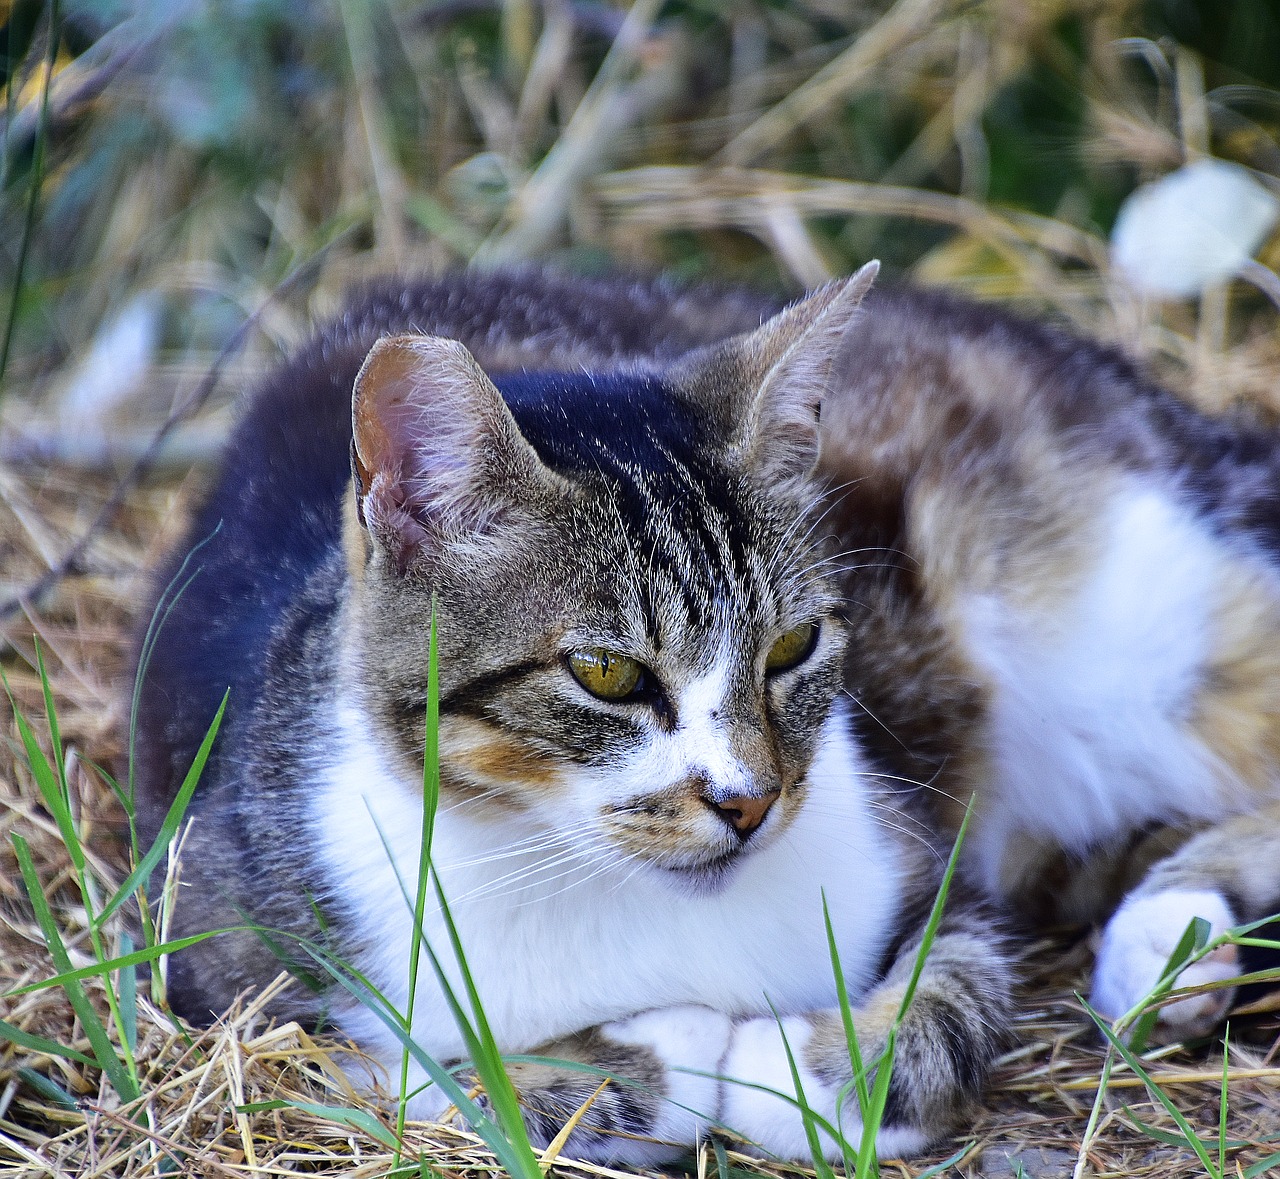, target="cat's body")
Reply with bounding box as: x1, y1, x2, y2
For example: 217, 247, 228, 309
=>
135, 266, 1280, 1163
